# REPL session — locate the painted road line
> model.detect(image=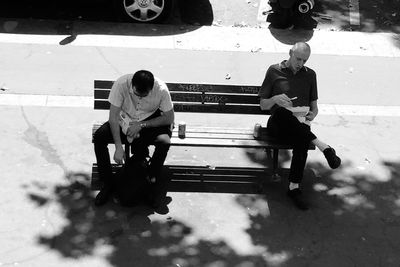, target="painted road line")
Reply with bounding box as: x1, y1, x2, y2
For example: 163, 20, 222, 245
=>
1, 93, 400, 117
349, 0, 361, 26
